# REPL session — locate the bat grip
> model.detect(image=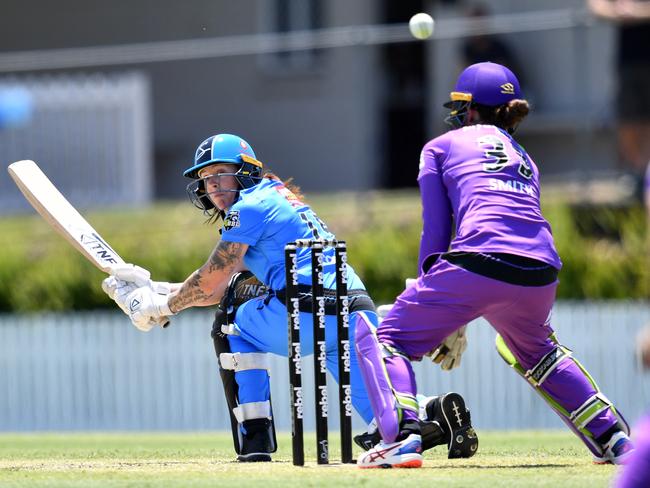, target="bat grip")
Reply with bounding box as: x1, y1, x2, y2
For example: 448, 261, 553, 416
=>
156, 317, 171, 328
